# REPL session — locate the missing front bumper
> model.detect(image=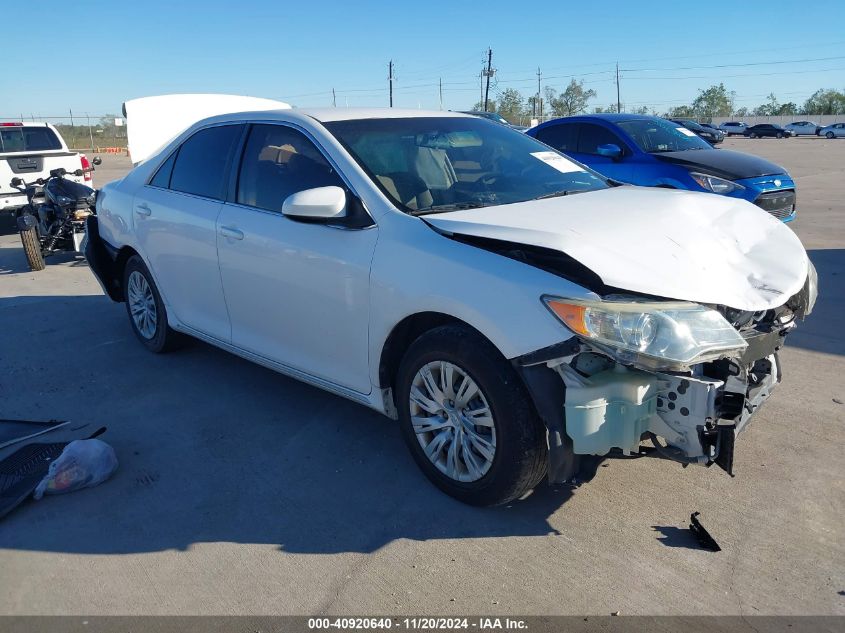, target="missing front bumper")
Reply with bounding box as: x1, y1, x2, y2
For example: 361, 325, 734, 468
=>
516, 344, 782, 483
